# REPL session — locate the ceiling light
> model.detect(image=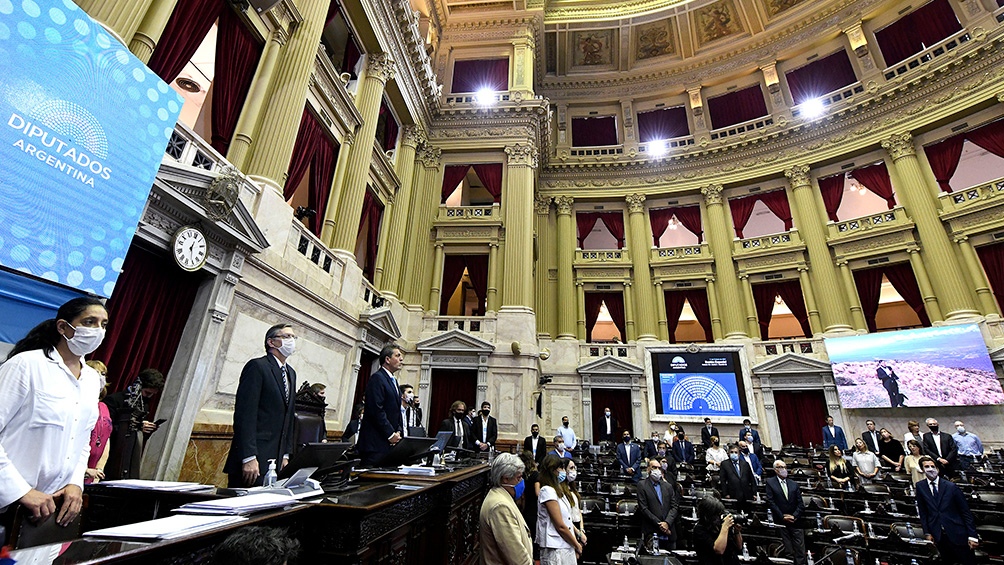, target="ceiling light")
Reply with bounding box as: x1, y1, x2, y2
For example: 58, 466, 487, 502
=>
648, 139, 669, 157
175, 77, 201, 93
474, 88, 496, 106
801, 97, 825, 119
